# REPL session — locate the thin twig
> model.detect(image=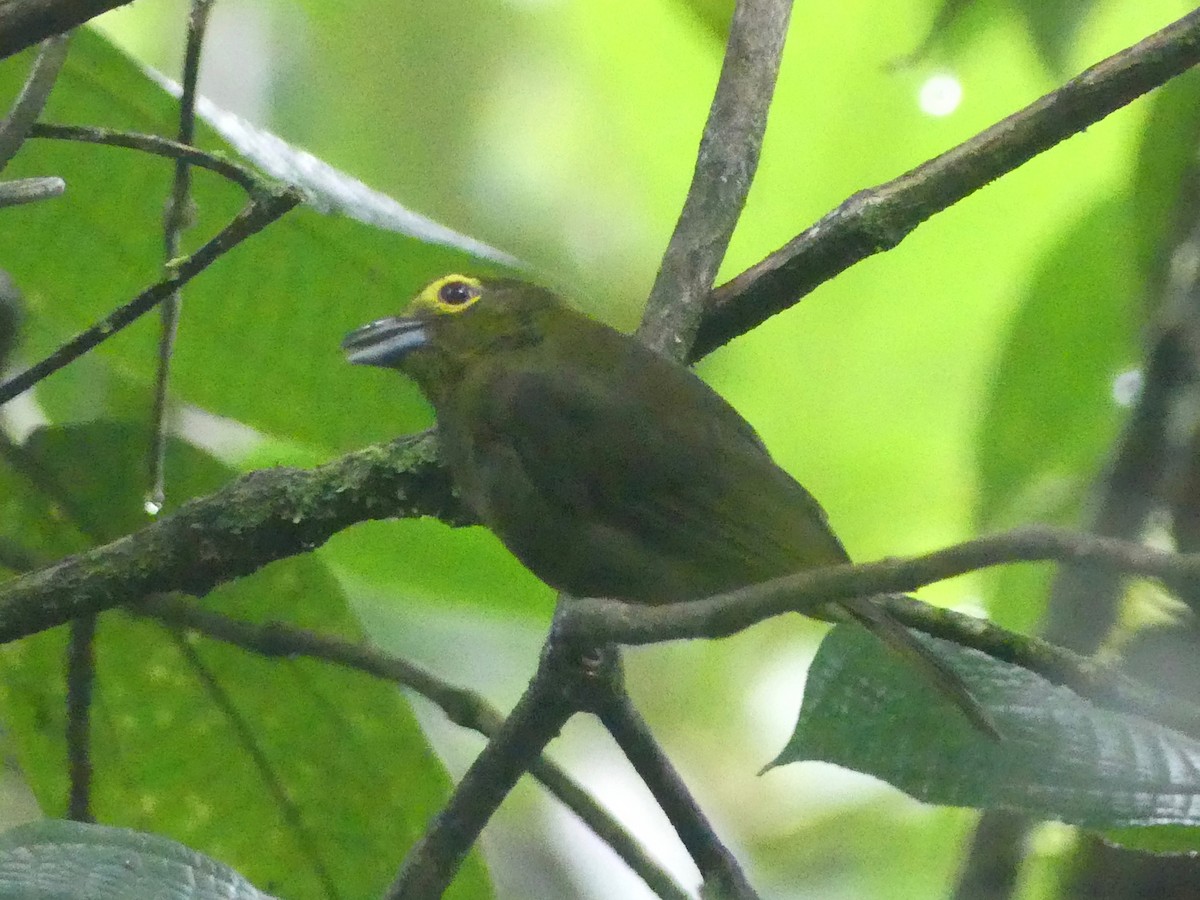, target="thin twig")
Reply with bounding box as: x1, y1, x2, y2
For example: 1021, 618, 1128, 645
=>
0, 186, 301, 405
0, 33, 70, 169
597, 686, 758, 899
638, 0, 793, 360
132, 595, 691, 900
149, 0, 214, 512
692, 7, 1200, 360
561, 526, 1200, 646
28, 123, 269, 196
